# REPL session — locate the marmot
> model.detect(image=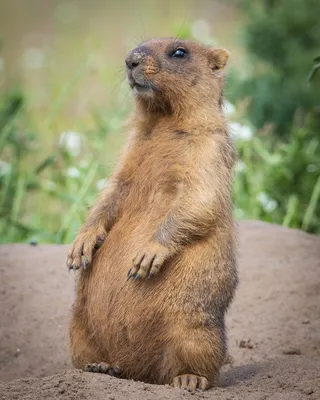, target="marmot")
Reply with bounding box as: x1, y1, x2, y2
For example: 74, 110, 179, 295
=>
67, 38, 237, 391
